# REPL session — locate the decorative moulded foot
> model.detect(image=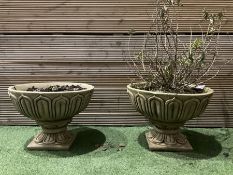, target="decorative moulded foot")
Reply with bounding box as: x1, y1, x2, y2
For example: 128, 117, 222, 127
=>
145, 128, 193, 151
27, 130, 76, 151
